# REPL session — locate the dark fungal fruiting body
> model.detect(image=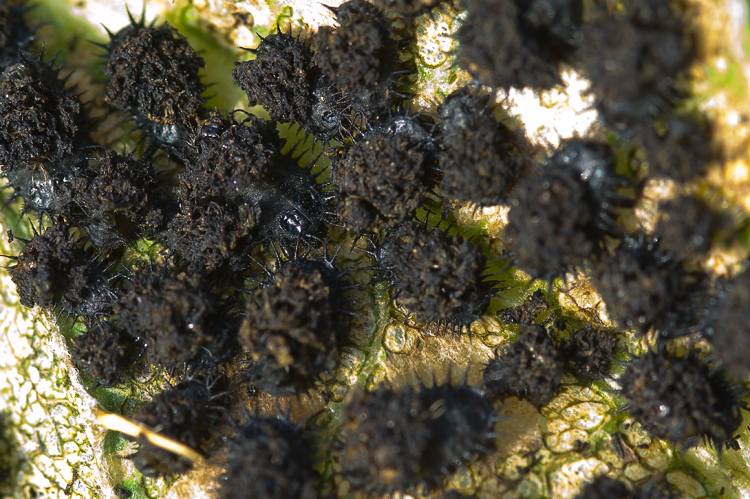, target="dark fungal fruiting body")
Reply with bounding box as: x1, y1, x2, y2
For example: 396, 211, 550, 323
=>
576, 0, 692, 133
437, 88, 529, 206
129, 377, 227, 477
164, 112, 282, 274
0, 51, 90, 170
2, 155, 84, 222
233, 27, 355, 145
706, 269, 750, 380
560, 326, 617, 381
233, 28, 316, 126
312, 0, 414, 123
69, 320, 138, 388
634, 114, 716, 182
72, 150, 168, 249
498, 289, 549, 326
340, 382, 495, 495
249, 155, 336, 250
375, 220, 495, 334
237, 256, 352, 396
591, 235, 718, 335
505, 140, 626, 280
116, 266, 236, 368
482, 325, 563, 407
103, 13, 206, 155
456, 0, 582, 91
177, 112, 283, 199
8, 222, 118, 319
619, 349, 745, 450
654, 193, 736, 263
220, 417, 319, 499
332, 115, 438, 232
164, 200, 258, 276
573, 475, 679, 499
